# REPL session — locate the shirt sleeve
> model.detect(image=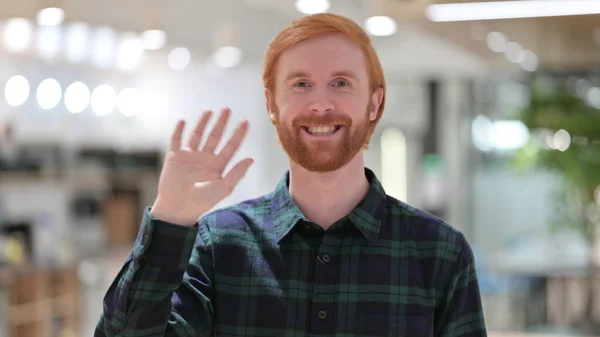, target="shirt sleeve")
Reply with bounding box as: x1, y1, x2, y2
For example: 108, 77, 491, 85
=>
435, 234, 487, 337
95, 207, 215, 337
